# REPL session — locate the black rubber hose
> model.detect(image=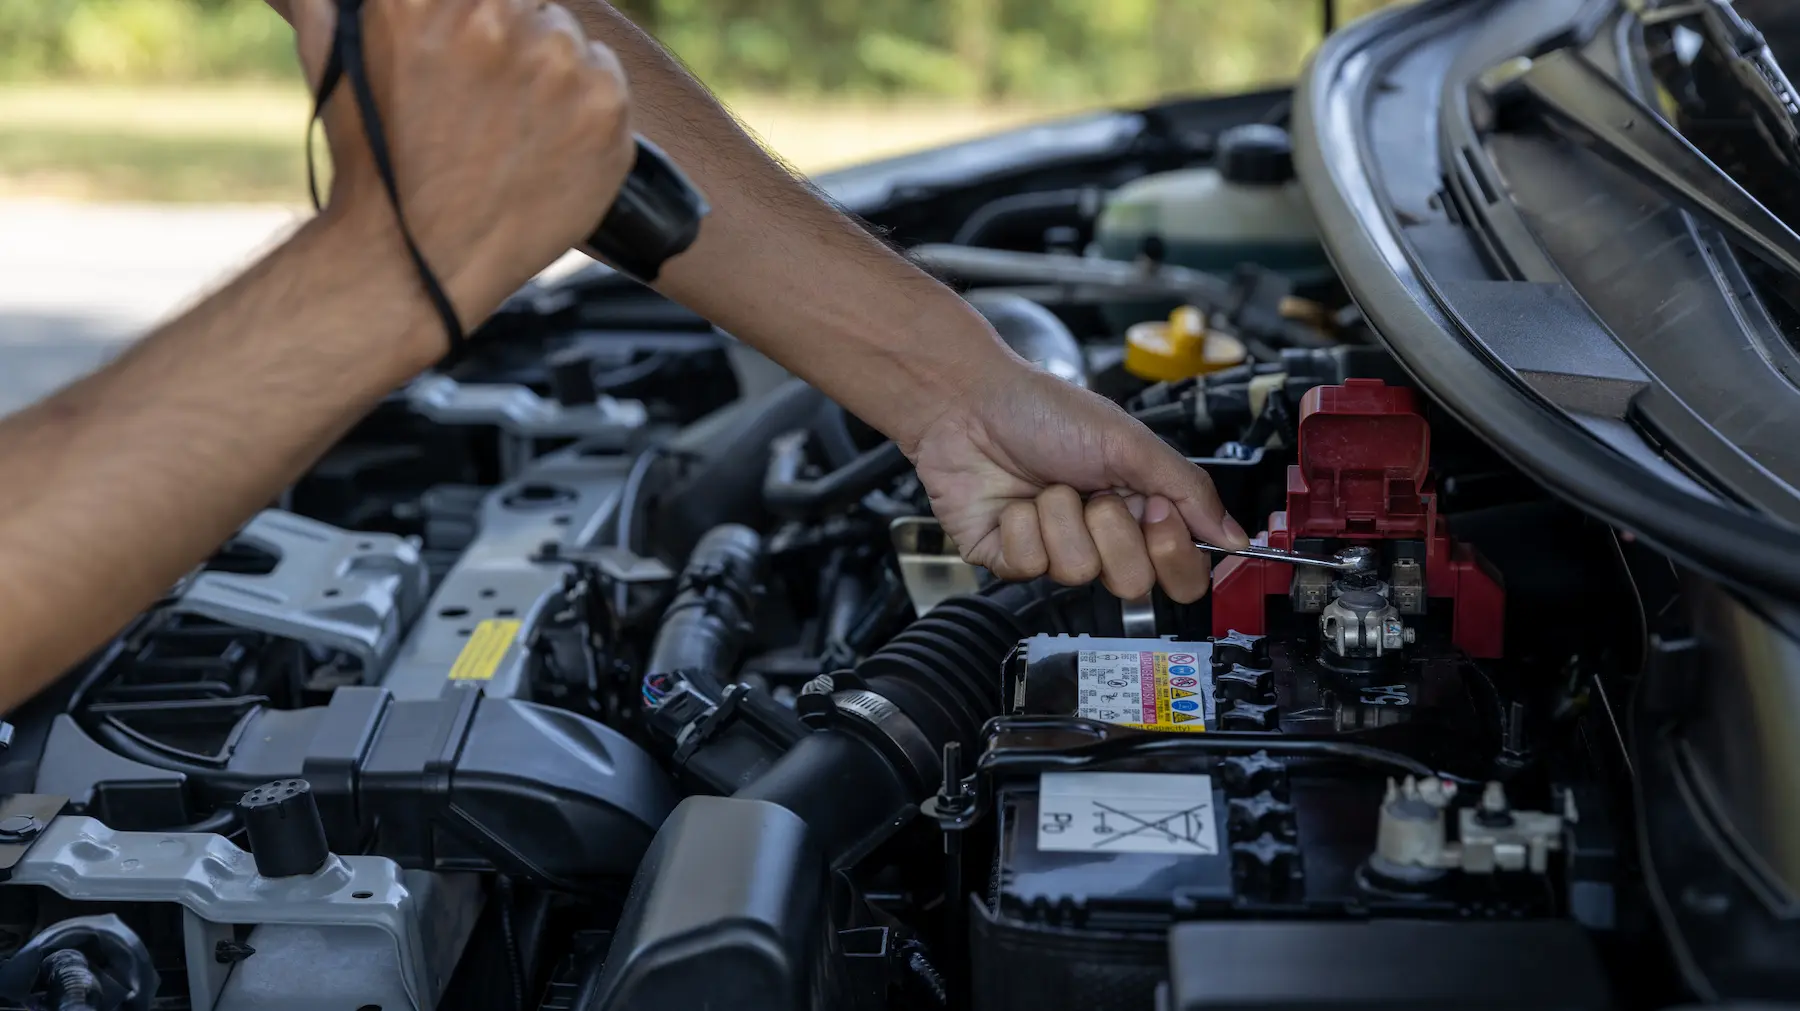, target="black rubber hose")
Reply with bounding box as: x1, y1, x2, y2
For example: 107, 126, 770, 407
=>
856, 595, 1029, 753
88, 720, 265, 795
762, 433, 910, 519
966, 290, 1089, 387
644, 524, 764, 695
820, 555, 867, 654
655, 378, 827, 559
734, 729, 914, 868
731, 584, 1075, 868
611, 446, 667, 618
951, 187, 1096, 248
1132, 401, 1191, 429
980, 577, 1094, 636
844, 569, 911, 654
174, 807, 242, 836
0, 916, 157, 1011
904, 943, 949, 1006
